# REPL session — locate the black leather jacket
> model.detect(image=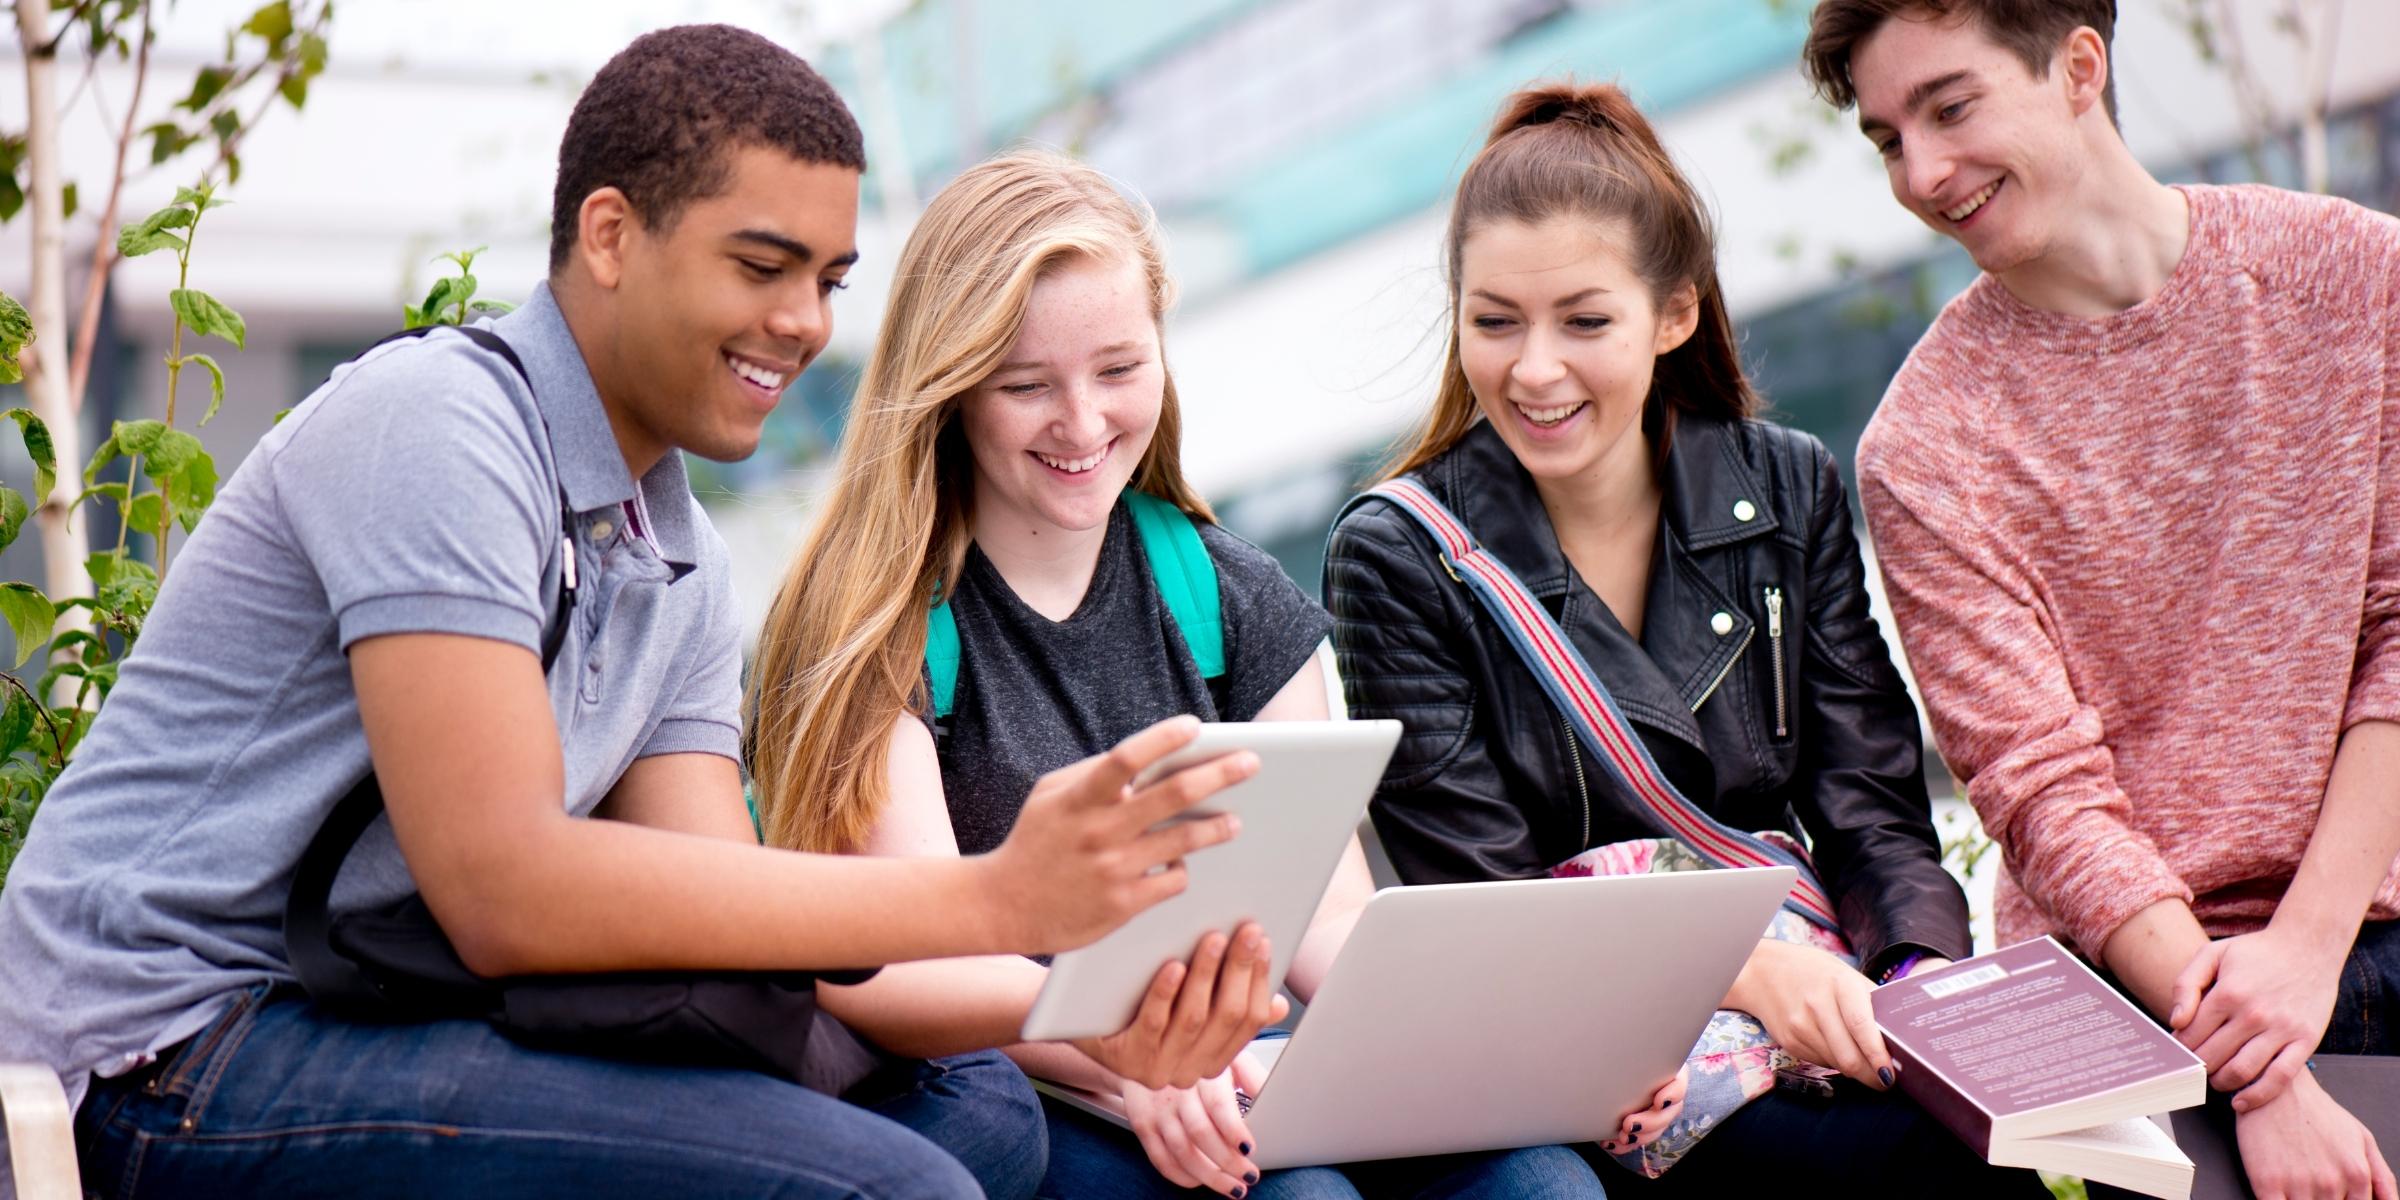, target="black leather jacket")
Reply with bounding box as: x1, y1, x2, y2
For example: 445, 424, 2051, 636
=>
1324, 417, 1970, 975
